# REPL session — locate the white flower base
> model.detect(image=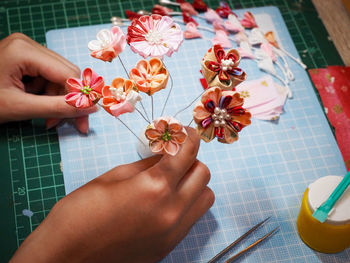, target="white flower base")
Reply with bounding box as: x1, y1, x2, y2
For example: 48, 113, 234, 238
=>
137, 127, 156, 159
